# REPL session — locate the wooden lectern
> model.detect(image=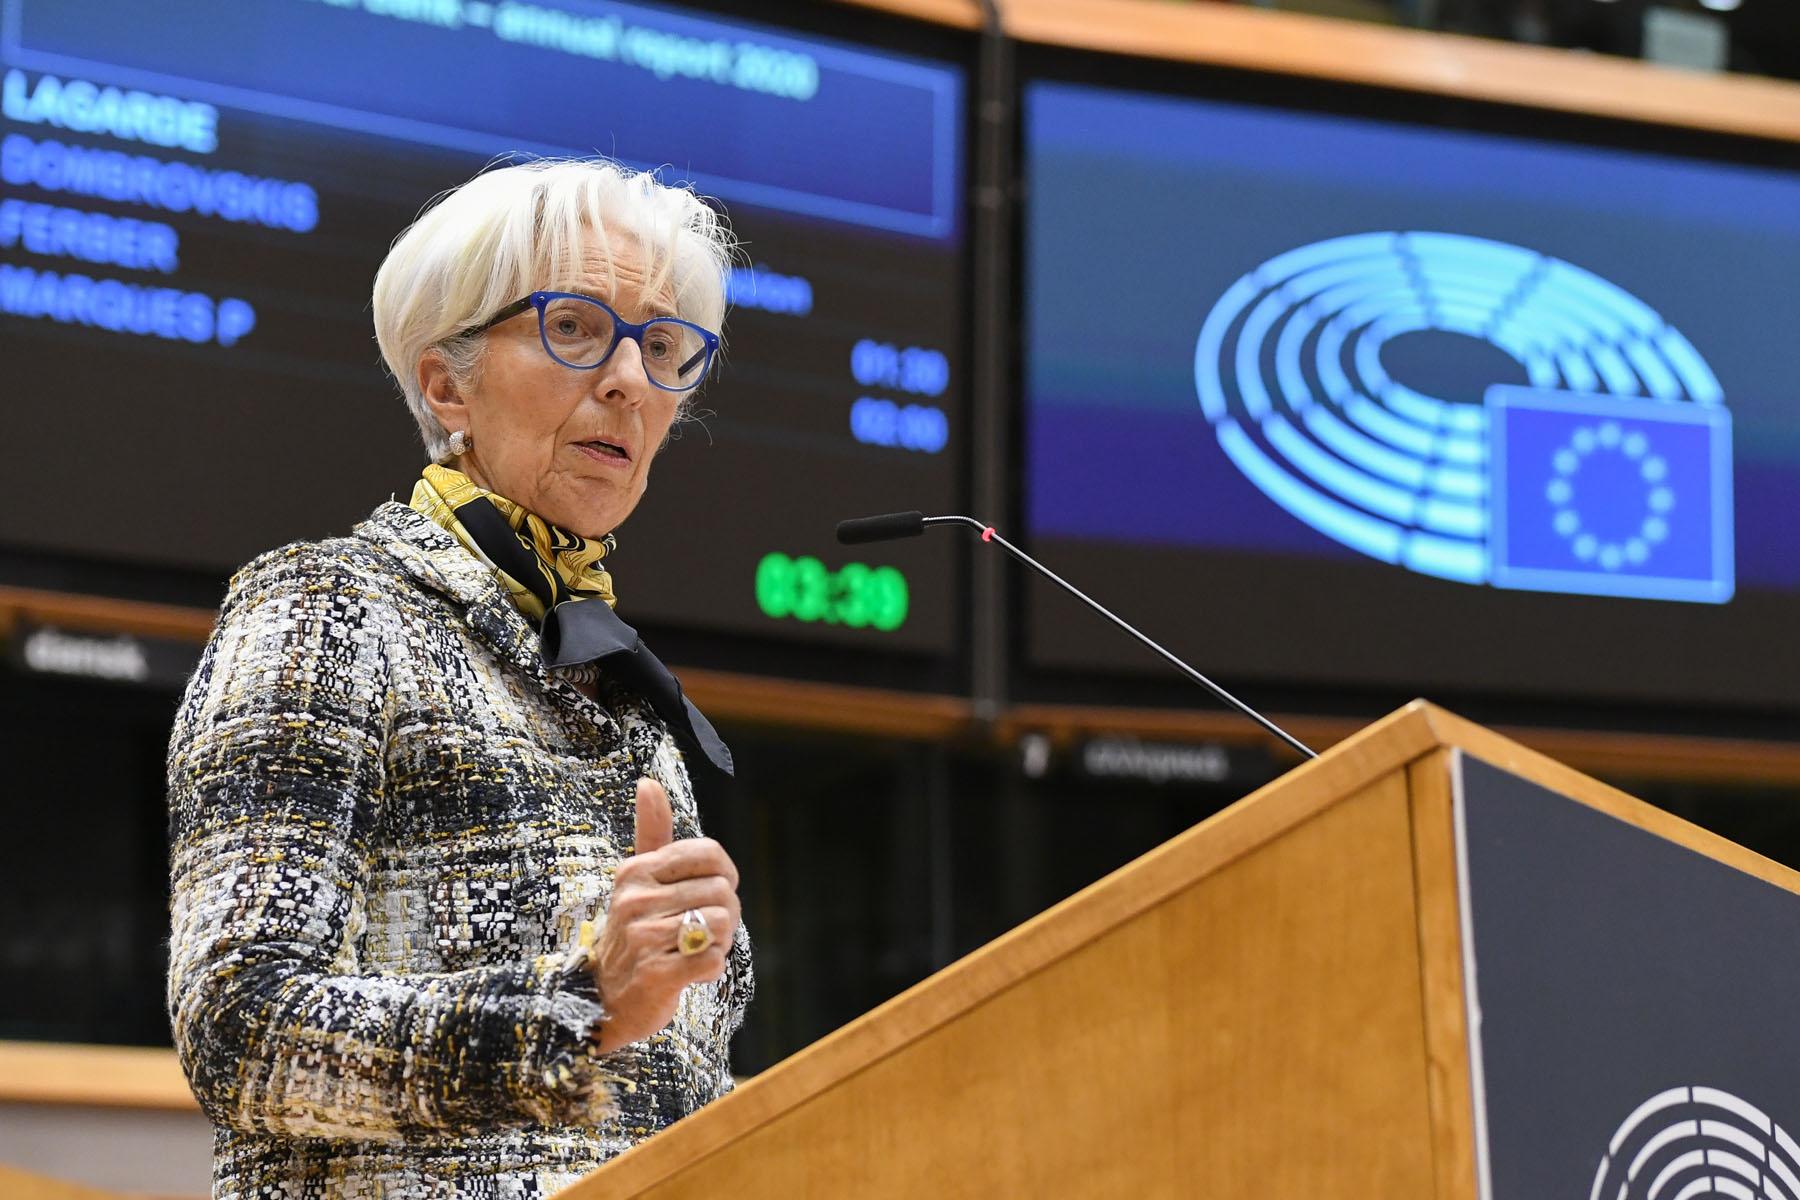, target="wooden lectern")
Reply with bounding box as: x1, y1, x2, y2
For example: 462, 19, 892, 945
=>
558, 703, 1800, 1199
